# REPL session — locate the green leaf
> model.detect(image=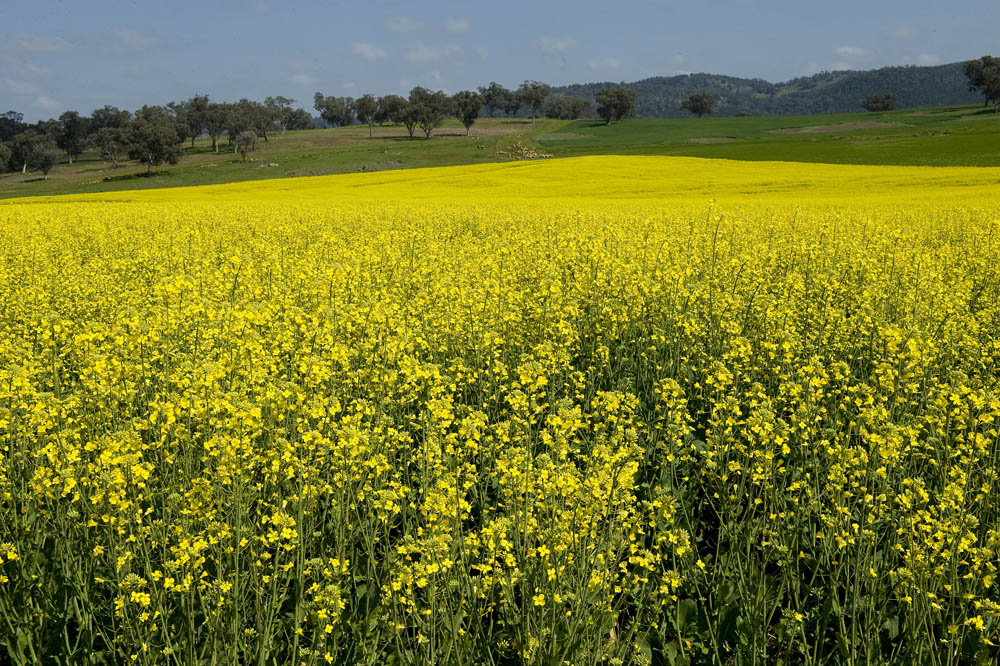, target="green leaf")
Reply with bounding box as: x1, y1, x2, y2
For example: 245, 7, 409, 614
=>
677, 598, 698, 631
